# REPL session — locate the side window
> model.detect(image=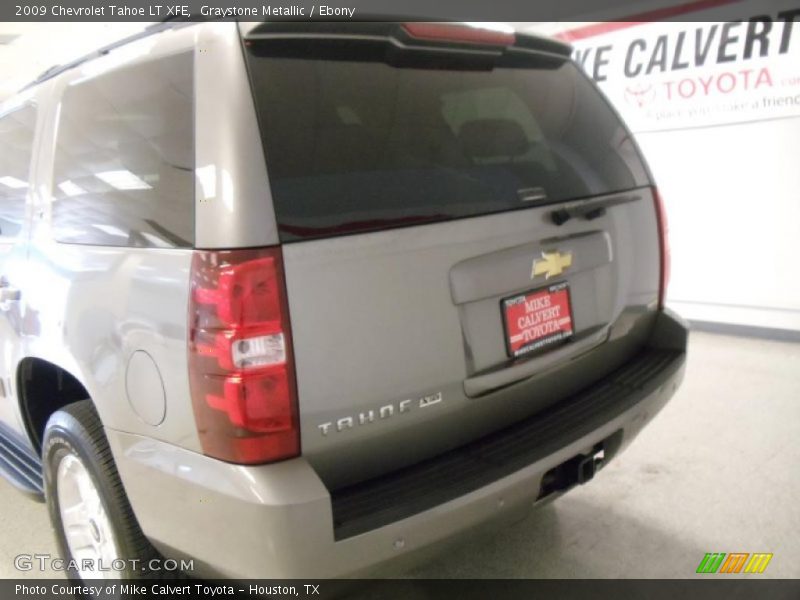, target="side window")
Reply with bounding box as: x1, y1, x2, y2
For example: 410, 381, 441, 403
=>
0, 105, 37, 240
52, 52, 194, 248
